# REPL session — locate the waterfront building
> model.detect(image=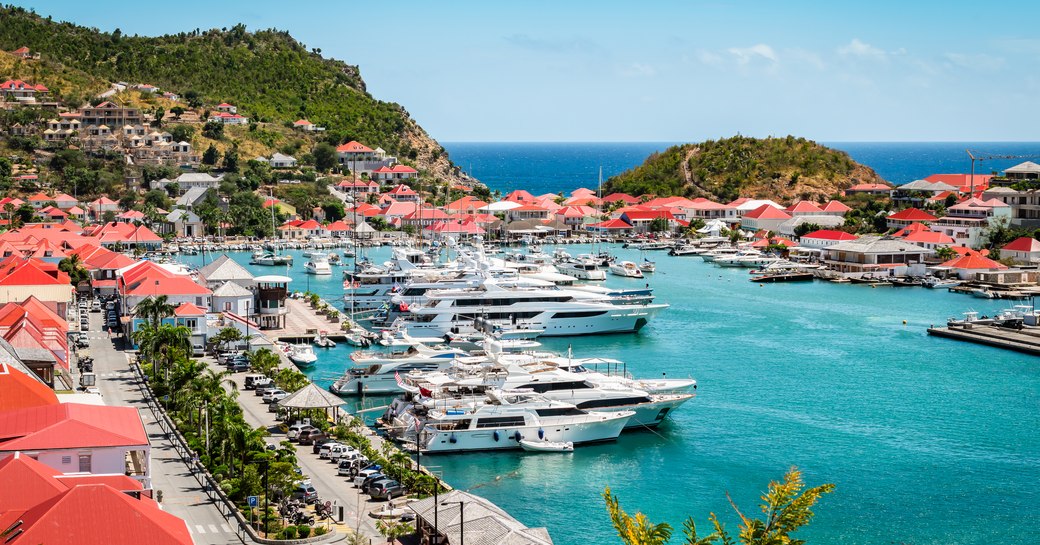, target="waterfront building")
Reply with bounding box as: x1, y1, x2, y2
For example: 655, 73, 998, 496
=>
197, 254, 255, 290
740, 204, 792, 233
254, 275, 291, 330
1000, 236, 1040, 264
160, 209, 204, 238
680, 197, 738, 221
903, 230, 956, 250
933, 254, 1008, 280
797, 229, 858, 249
822, 236, 932, 275
777, 215, 844, 238
409, 490, 553, 545
119, 261, 212, 322
931, 197, 1011, 247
